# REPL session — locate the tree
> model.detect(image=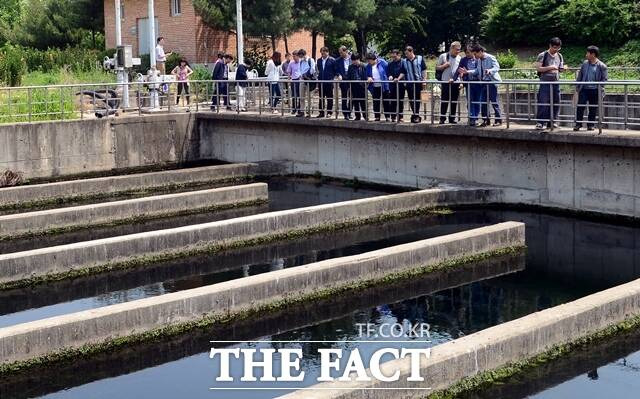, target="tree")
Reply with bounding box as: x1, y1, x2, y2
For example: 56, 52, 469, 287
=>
243, 0, 294, 52
482, 0, 563, 46
558, 0, 633, 45
192, 0, 236, 31
71, 0, 105, 48
293, 0, 338, 58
